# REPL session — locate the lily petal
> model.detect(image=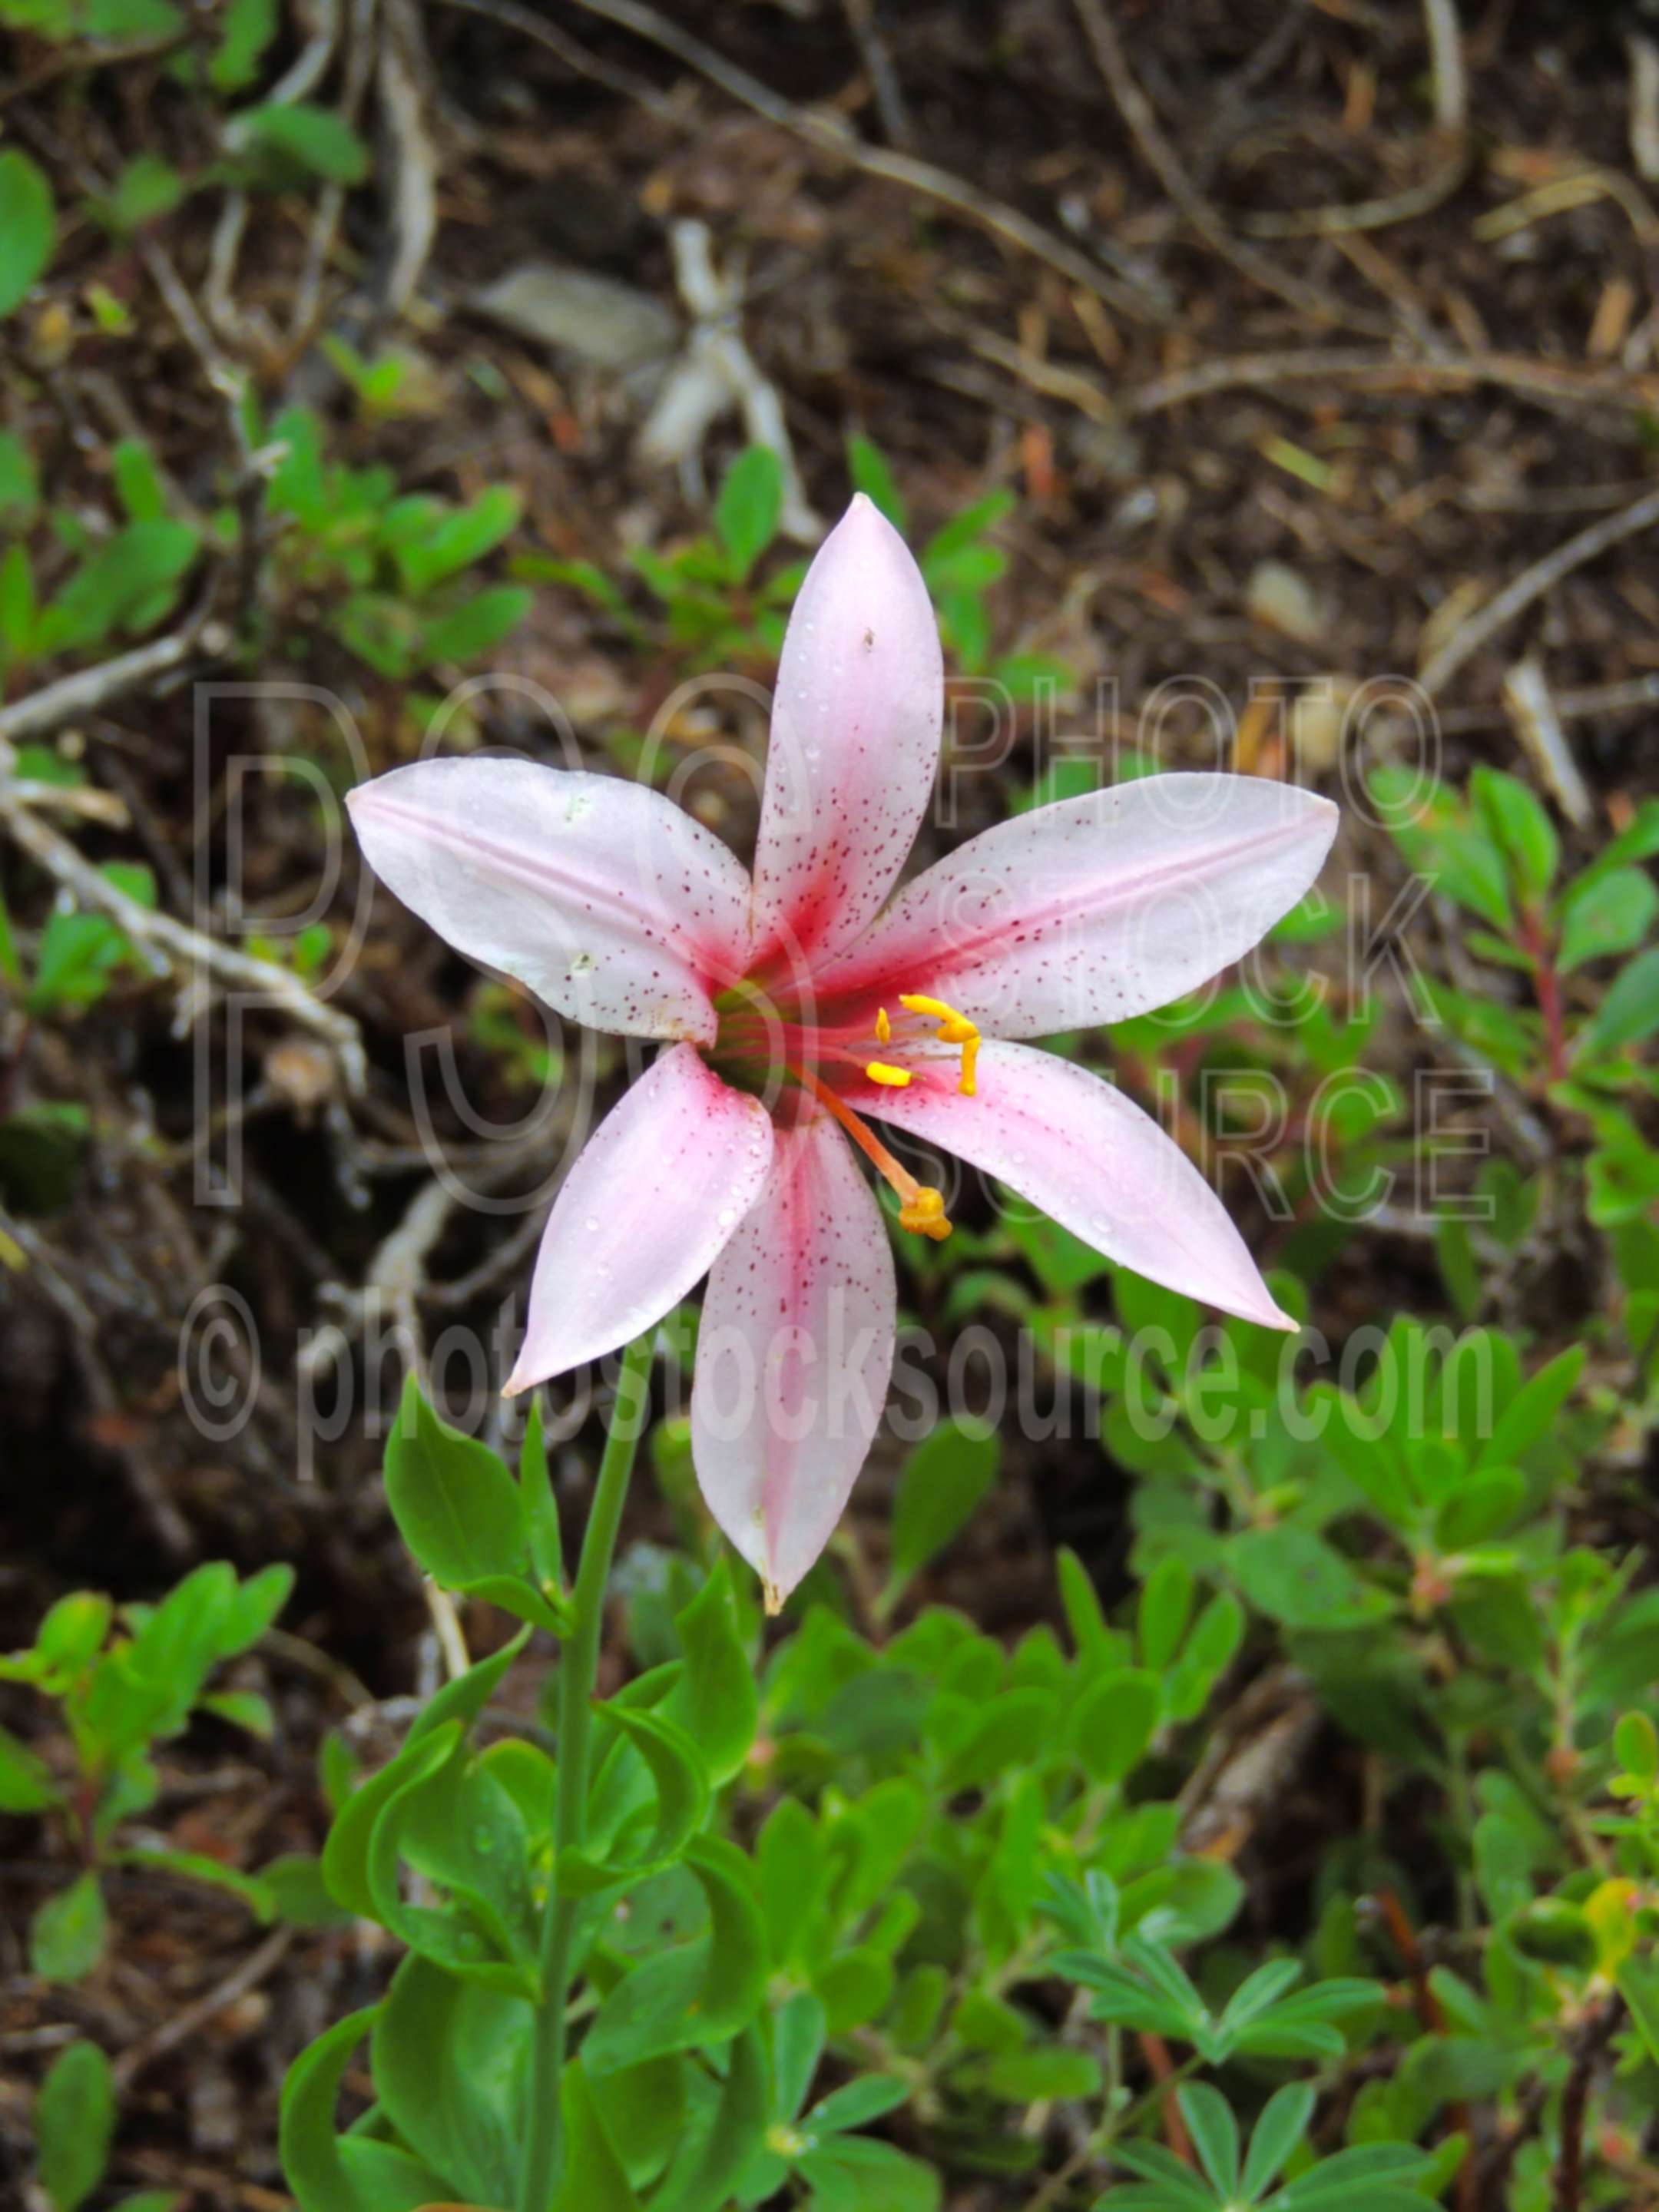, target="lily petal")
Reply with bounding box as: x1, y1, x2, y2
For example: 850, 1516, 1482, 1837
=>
506, 1045, 773, 1392
348, 757, 753, 1043
751, 495, 943, 984
846, 1040, 1294, 1330
815, 773, 1337, 1037
691, 1116, 896, 1608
